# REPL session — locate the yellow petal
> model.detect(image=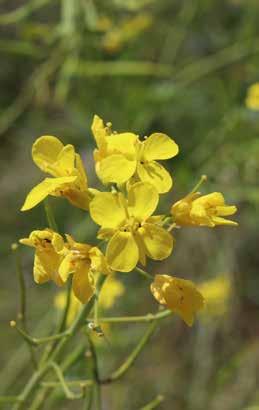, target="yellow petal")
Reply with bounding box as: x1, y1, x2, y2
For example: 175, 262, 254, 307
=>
211, 216, 238, 226
134, 231, 147, 266
137, 161, 172, 193
151, 275, 204, 326
139, 223, 173, 260
52, 233, 65, 253
65, 189, 89, 211
194, 192, 225, 207
55, 144, 75, 175
164, 277, 204, 326
75, 153, 88, 188
59, 254, 75, 282
97, 154, 136, 184
32, 136, 64, 176
89, 192, 126, 228
34, 249, 63, 286
106, 231, 139, 272
143, 133, 179, 161
91, 115, 109, 148
216, 205, 237, 216
190, 203, 213, 226
72, 261, 94, 303
33, 253, 51, 284
89, 247, 112, 275
21, 176, 77, 211
128, 182, 159, 221
106, 132, 138, 157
